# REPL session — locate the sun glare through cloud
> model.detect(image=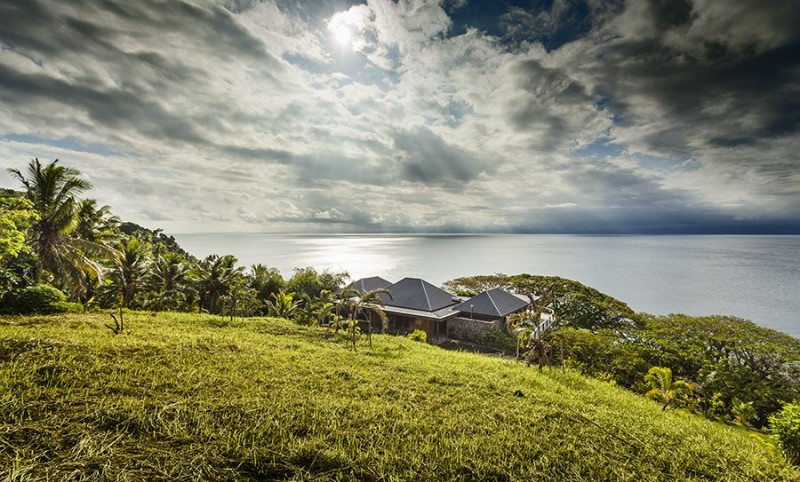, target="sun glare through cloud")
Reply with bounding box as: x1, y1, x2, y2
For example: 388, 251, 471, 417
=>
327, 8, 365, 50
333, 24, 353, 46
